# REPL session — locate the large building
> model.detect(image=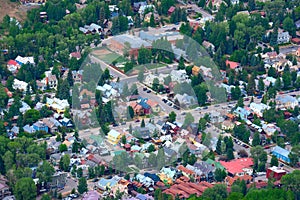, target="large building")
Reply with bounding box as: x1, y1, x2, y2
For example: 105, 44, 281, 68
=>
108, 34, 152, 58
